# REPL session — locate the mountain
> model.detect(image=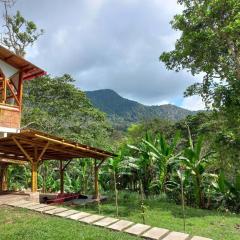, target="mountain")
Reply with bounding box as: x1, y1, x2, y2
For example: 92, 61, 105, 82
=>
86, 89, 196, 130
